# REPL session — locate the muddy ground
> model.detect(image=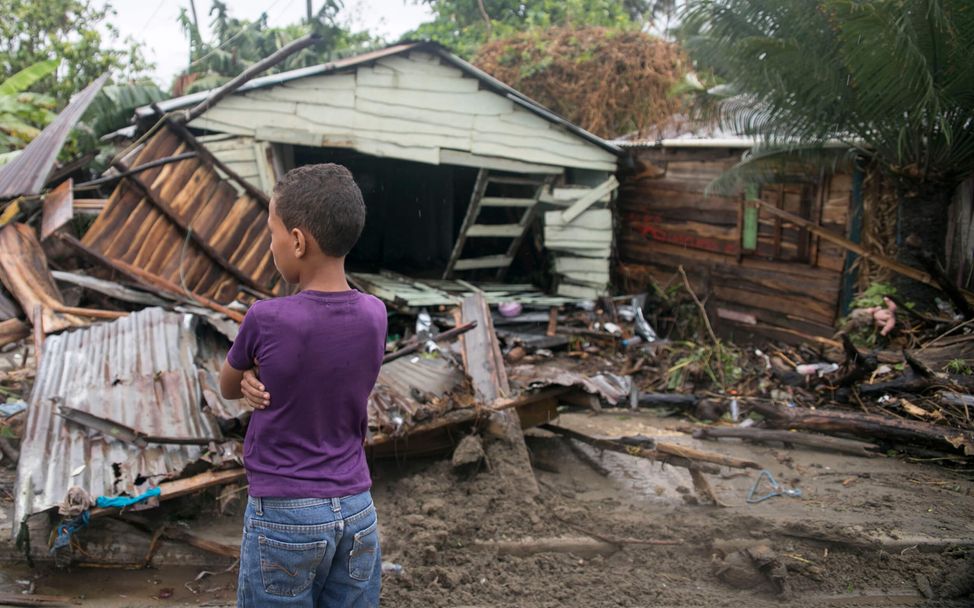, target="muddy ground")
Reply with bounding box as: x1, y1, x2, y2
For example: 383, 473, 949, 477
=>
1, 409, 972, 607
